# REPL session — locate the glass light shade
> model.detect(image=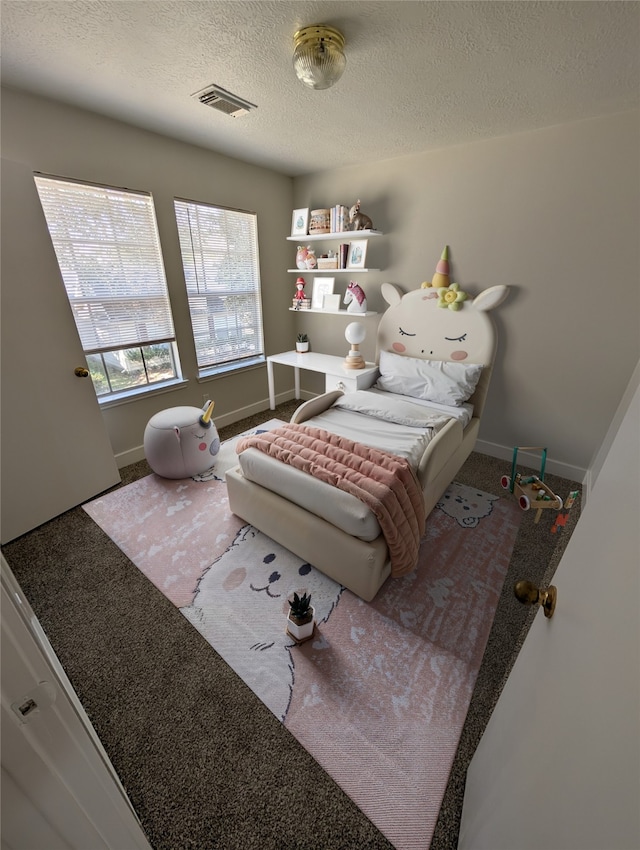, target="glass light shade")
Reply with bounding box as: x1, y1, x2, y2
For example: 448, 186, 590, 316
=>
345, 322, 366, 345
293, 25, 346, 91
